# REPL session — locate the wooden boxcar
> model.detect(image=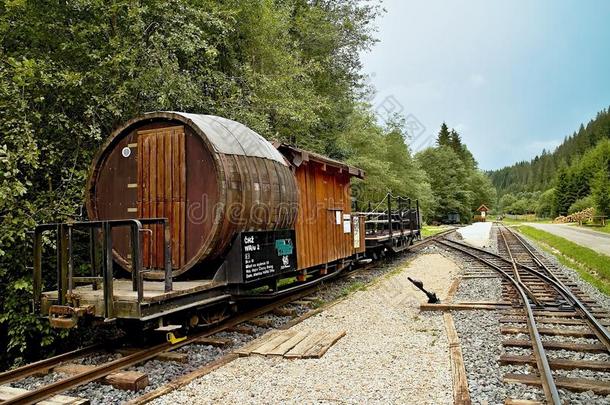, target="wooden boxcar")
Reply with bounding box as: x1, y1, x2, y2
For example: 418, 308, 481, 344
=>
276, 143, 366, 274
33, 112, 415, 330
